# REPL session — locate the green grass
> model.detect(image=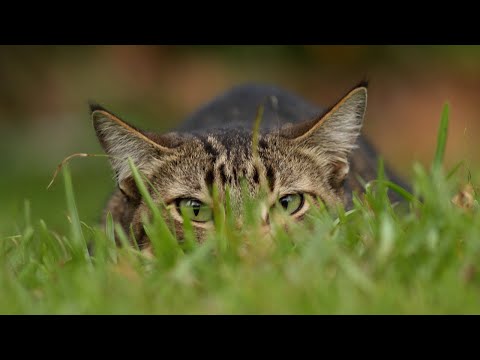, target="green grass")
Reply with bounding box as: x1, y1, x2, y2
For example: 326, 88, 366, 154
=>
1, 105, 480, 314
